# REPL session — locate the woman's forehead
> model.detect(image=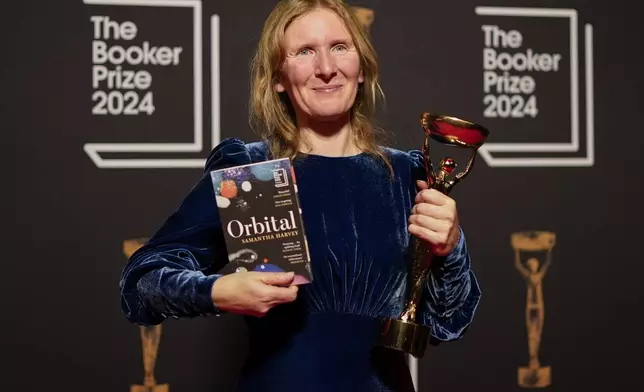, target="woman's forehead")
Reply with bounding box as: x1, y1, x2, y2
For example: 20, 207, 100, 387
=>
283, 9, 352, 45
